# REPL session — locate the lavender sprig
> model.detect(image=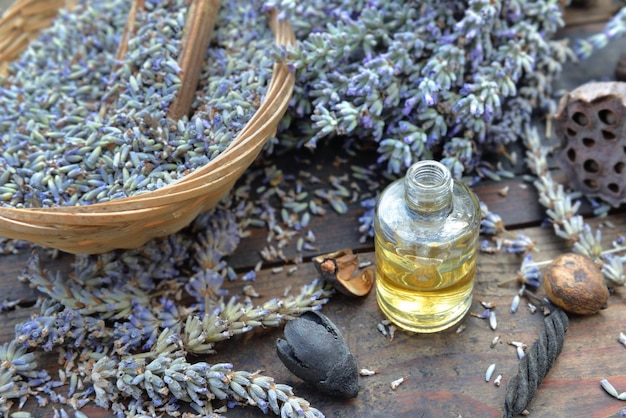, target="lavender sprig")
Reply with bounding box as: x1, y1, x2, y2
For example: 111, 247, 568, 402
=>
15, 299, 108, 352
574, 6, 626, 59
184, 279, 334, 354
20, 253, 149, 320
88, 333, 324, 416
0, 340, 41, 414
